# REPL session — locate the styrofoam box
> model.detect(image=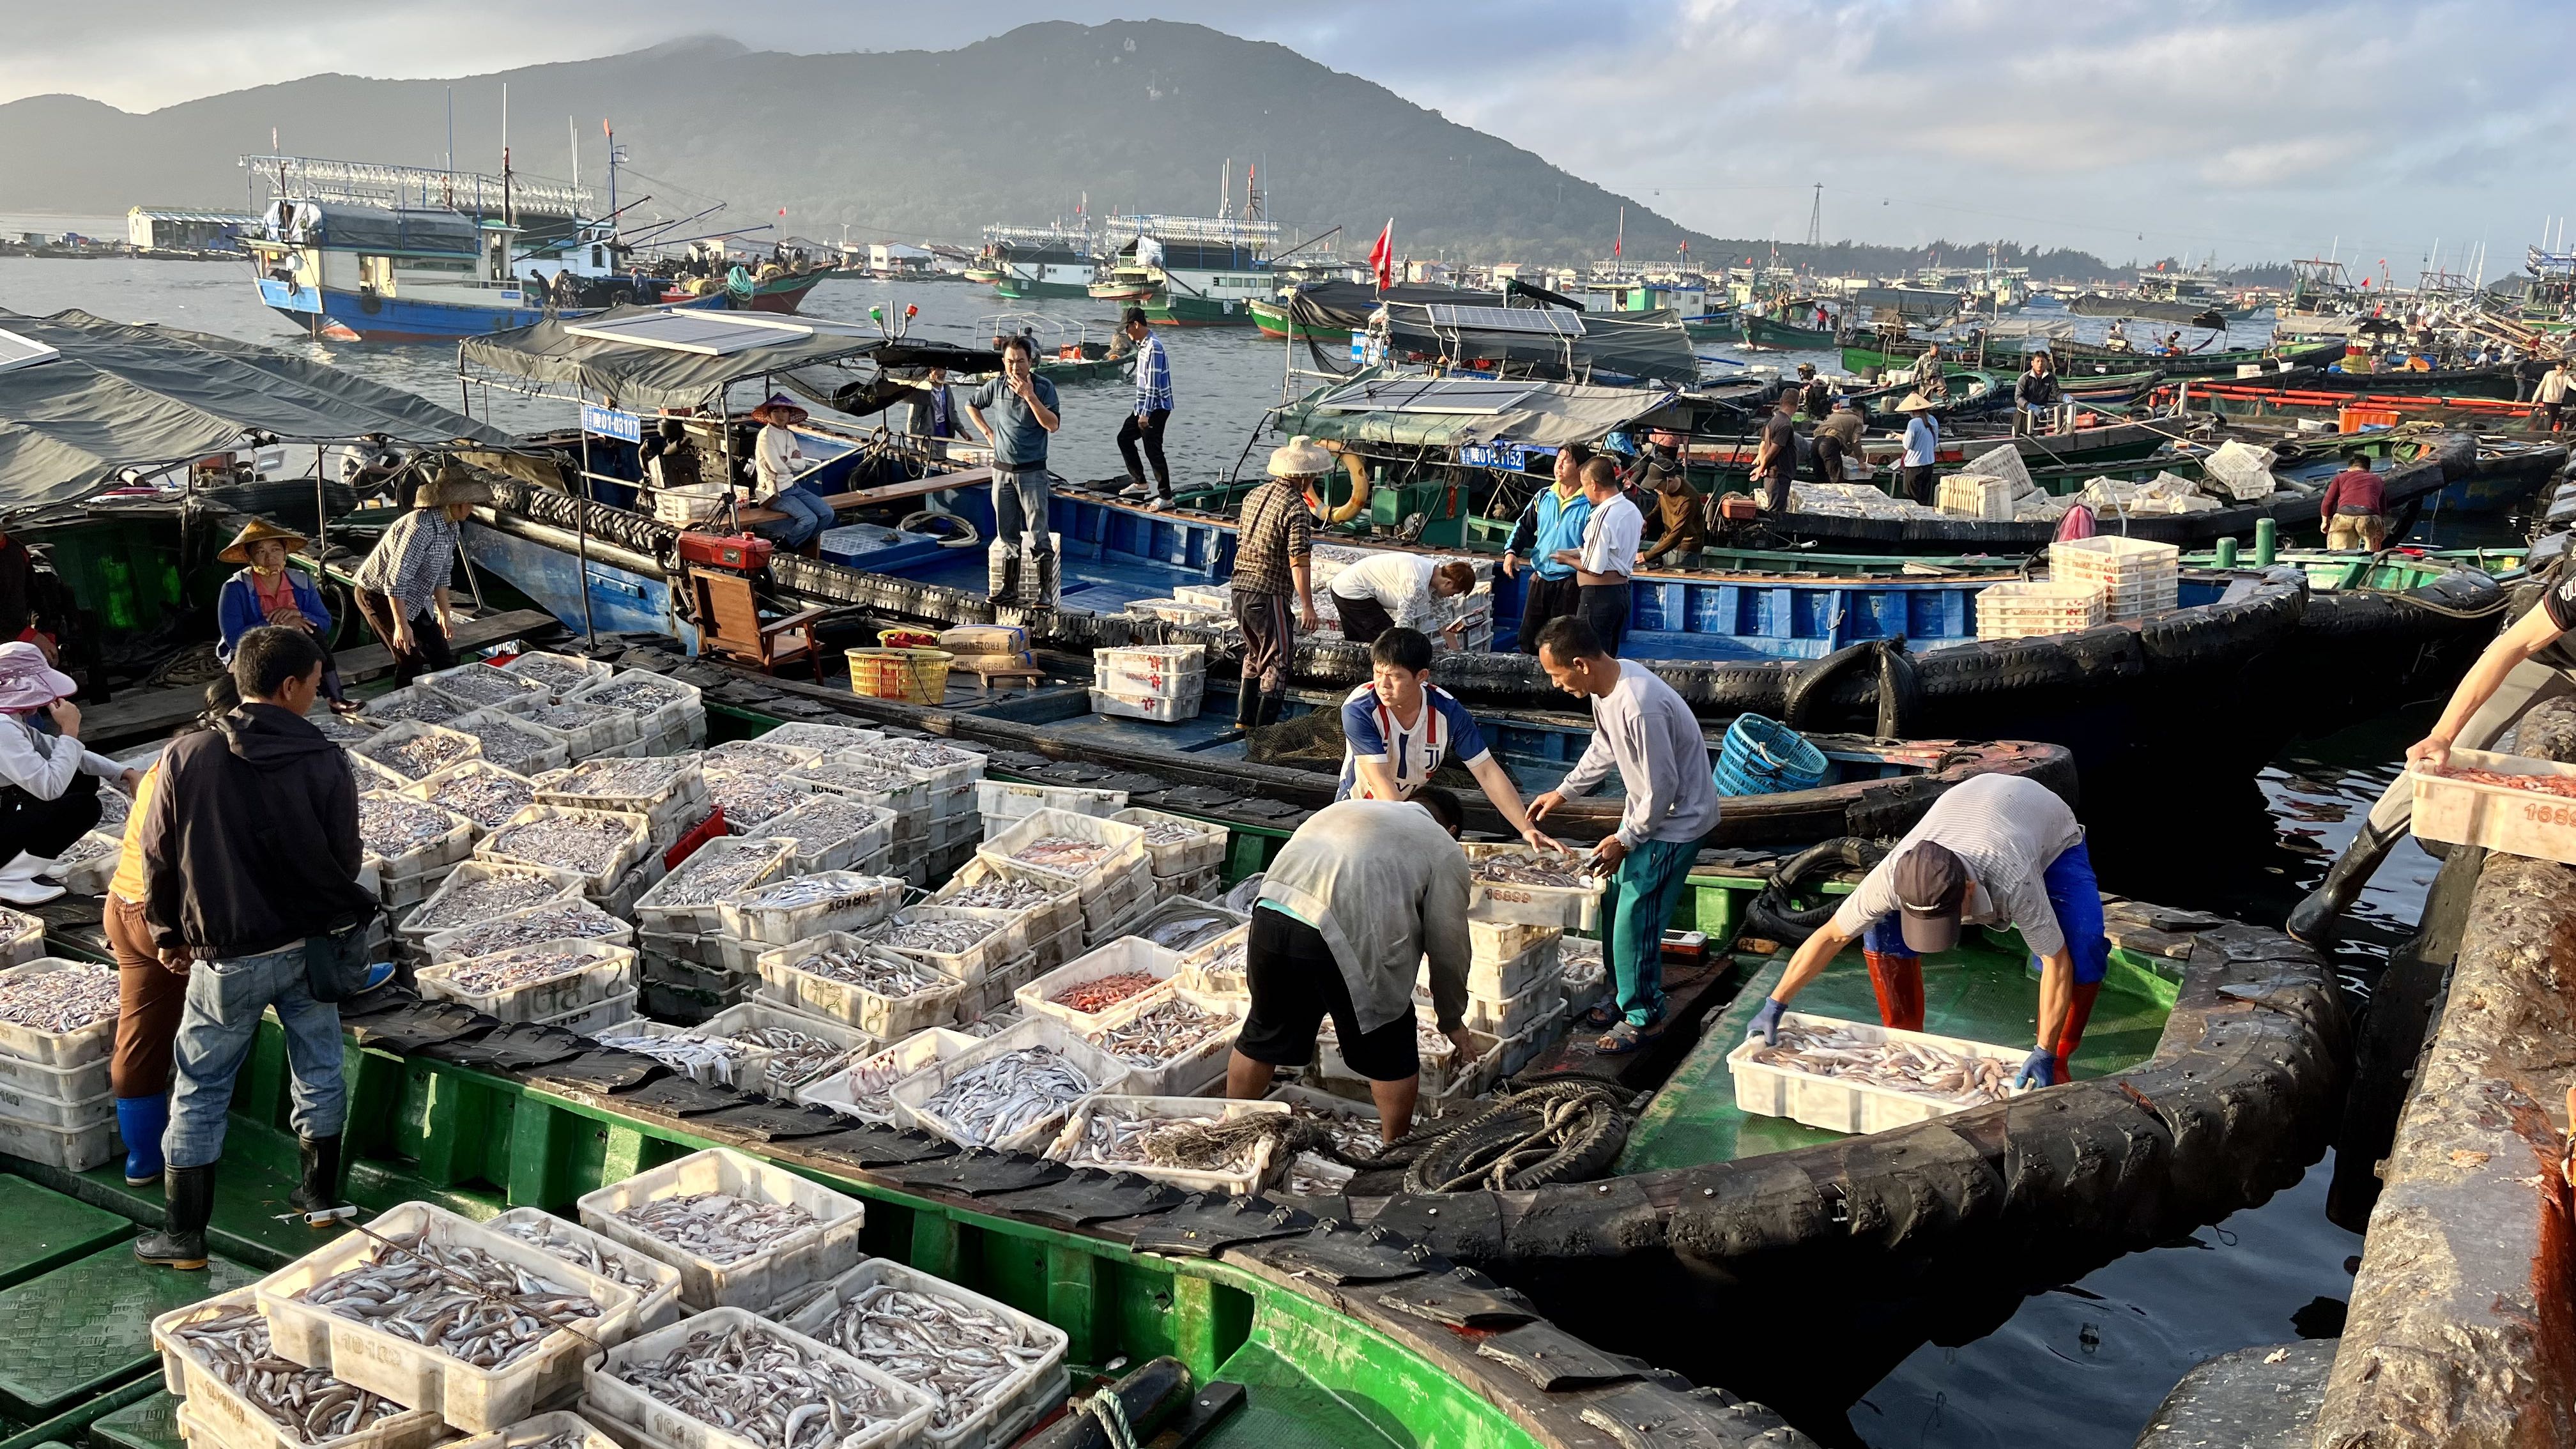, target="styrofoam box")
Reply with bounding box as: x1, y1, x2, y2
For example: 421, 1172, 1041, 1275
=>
1016, 938, 1181, 1032
694, 1000, 877, 1096
1726, 1010, 2027, 1134
2410, 746, 2576, 863
576, 1147, 866, 1313
887, 1016, 1134, 1153
633, 836, 797, 936
754, 934, 967, 1040
403, 862, 590, 943
1461, 844, 1605, 930
474, 804, 654, 897
1046, 1095, 1289, 1197
586, 1307, 933, 1449
864, 905, 1027, 982
716, 871, 904, 945
777, 1259, 1070, 1449
482, 1209, 687, 1335
796, 1027, 980, 1123
978, 809, 1149, 896
1107, 808, 1227, 877
1081, 986, 1245, 1097
153, 1286, 449, 1449
418, 940, 638, 1023
928, 859, 1082, 941
0, 958, 119, 1066
448, 1411, 625, 1449
252, 1202, 640, 1432
0, 907, 42, 967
